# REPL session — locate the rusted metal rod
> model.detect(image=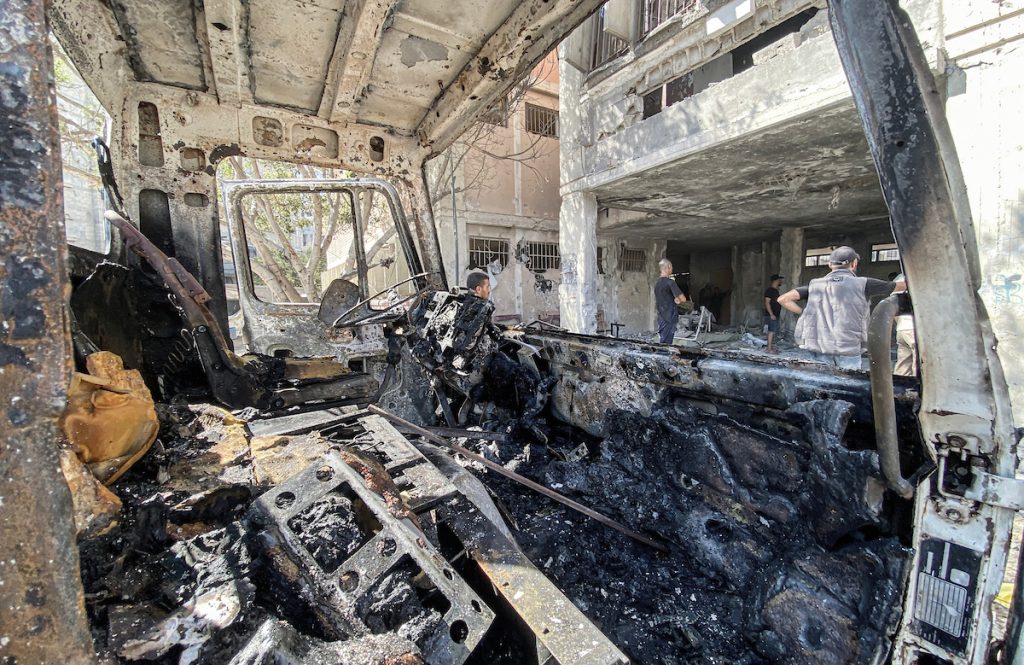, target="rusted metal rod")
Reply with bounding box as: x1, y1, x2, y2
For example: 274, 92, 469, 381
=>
368, 405, 669, 552
394, 424, 511, 444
